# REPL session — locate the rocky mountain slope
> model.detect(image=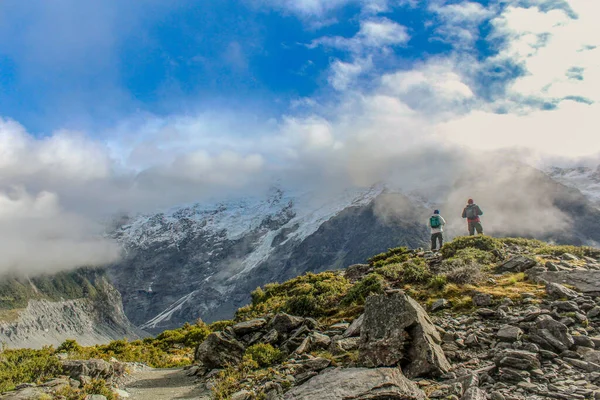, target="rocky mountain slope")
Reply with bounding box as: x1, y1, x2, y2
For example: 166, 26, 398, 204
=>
108, 187, 429, 332
0, 269, 144, 349
548, 165, 600, 209
2, 236, 600, 400
108, 164, 600, 333
184, 237, 600, 400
